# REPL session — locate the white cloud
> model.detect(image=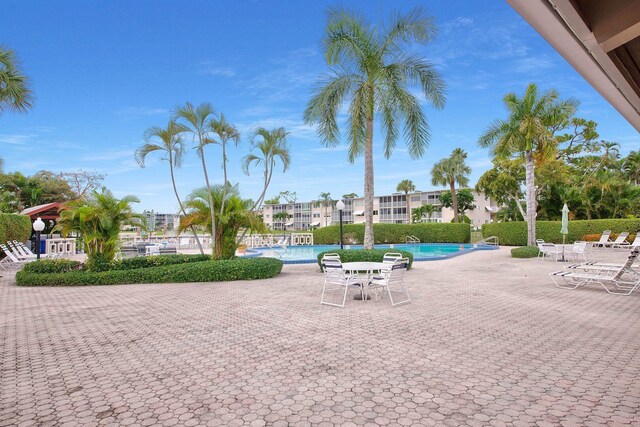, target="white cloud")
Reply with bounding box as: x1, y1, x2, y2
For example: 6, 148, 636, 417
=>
0, 134, 36, 145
